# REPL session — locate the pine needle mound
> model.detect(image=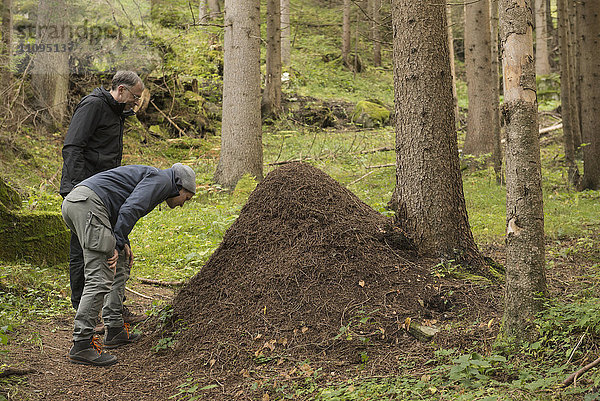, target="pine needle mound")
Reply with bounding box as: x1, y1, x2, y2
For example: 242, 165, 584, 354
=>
172, 162, 434, 367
